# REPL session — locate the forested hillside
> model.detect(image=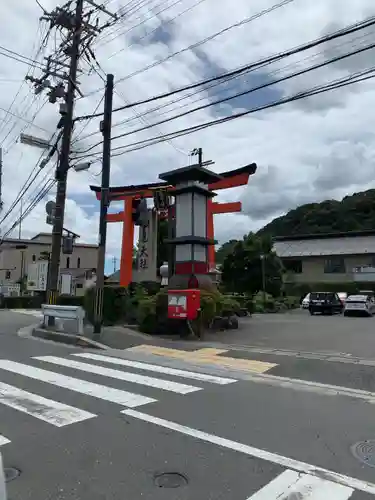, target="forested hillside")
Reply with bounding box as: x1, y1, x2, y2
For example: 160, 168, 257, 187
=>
258, 189, 375, 238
